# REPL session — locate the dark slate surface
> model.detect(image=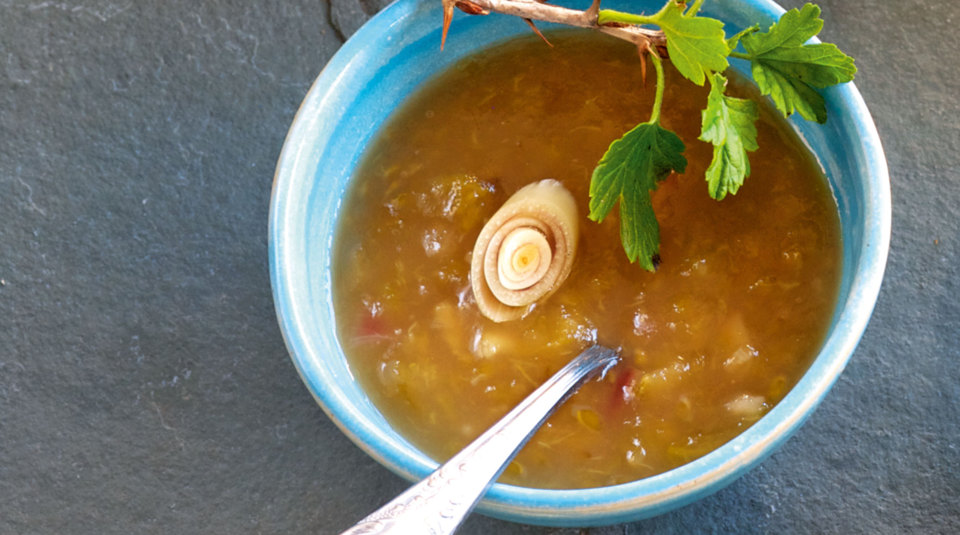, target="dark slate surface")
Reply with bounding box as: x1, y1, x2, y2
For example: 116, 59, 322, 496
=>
1, 0, 957, 533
